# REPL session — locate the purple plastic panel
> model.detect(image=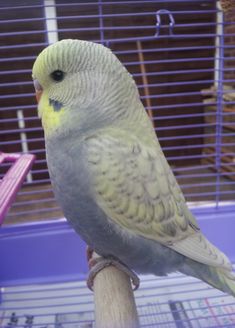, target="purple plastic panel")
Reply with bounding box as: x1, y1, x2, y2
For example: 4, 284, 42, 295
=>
0, 206, 235, 287
0, 220, 87, 286
0, 153, 35, 225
